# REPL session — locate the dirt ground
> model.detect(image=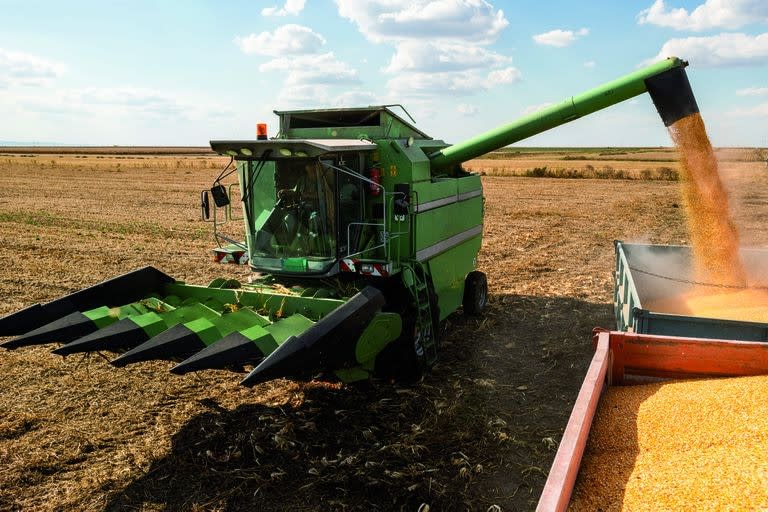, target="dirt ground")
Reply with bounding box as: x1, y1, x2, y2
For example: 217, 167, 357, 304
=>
0, 151, 766, 511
